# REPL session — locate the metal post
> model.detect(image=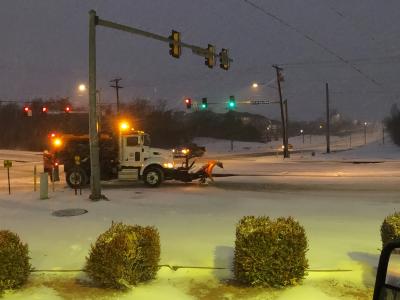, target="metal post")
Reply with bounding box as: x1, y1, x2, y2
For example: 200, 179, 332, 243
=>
7, 167, 10, 195
89, 10, 102, 200
326, 82, 331, 153
34, 165, 37, 192
349, 134, 352, 149
364, 123, 367, 145
284, 99, 289, 158
51, 168, 55, 192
